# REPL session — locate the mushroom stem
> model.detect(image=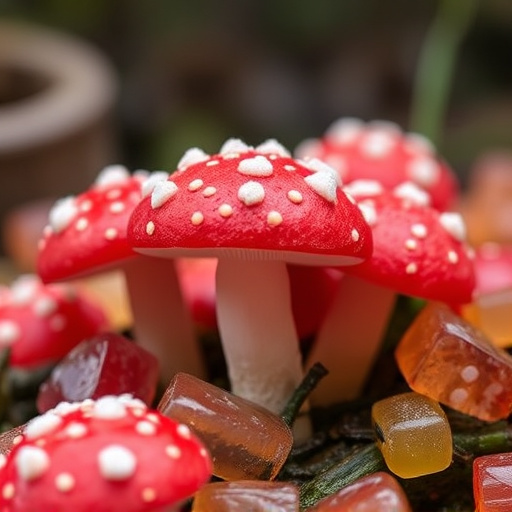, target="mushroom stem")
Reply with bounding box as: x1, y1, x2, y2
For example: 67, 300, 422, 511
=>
123, 256, 206, 384
216, 258, 304, 415
305, 275, 396, 406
